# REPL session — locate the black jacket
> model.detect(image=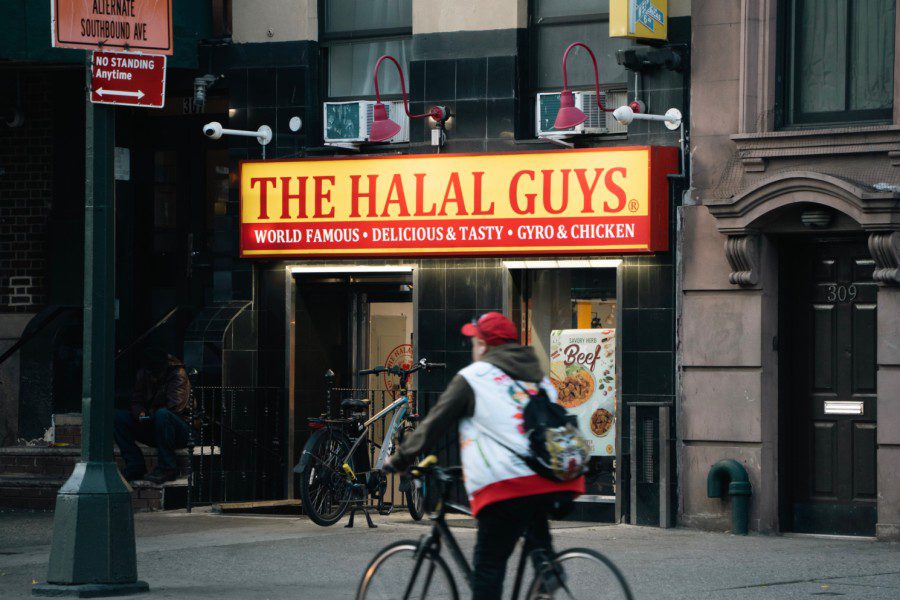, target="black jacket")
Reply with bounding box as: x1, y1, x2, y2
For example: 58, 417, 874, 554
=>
394, 343, 546, 470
